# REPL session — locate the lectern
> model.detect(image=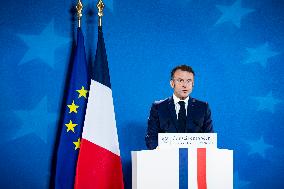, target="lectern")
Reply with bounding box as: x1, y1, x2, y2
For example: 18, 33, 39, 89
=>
132, 133, 233, 189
